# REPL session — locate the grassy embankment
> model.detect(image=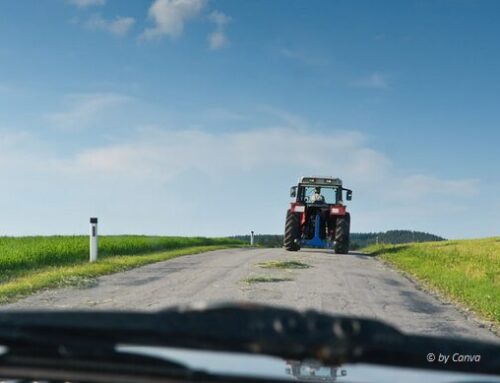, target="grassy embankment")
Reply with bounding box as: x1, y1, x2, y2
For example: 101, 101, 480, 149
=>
0, 235, 243, 304
364, 237, 500, 325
